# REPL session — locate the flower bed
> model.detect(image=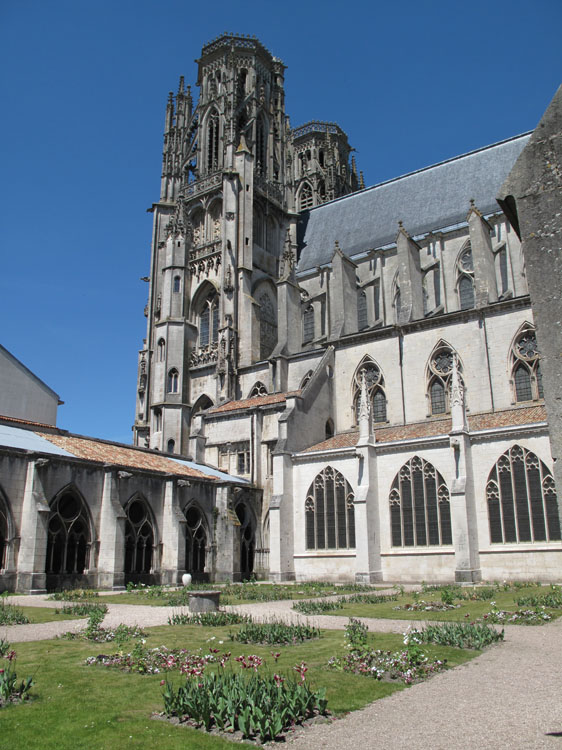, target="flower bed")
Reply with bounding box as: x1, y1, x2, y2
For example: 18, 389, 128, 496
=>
167, 611, 251, 626
162, 663, 327, 742
231, 619, 321, 645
